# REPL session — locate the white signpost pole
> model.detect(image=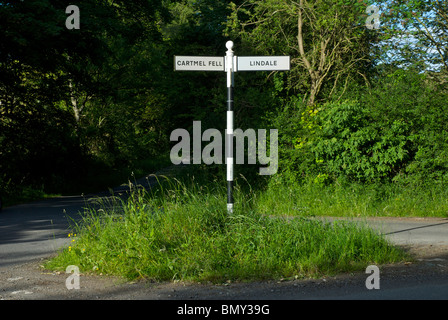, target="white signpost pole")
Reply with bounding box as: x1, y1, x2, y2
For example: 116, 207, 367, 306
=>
225, 41, 235, 214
